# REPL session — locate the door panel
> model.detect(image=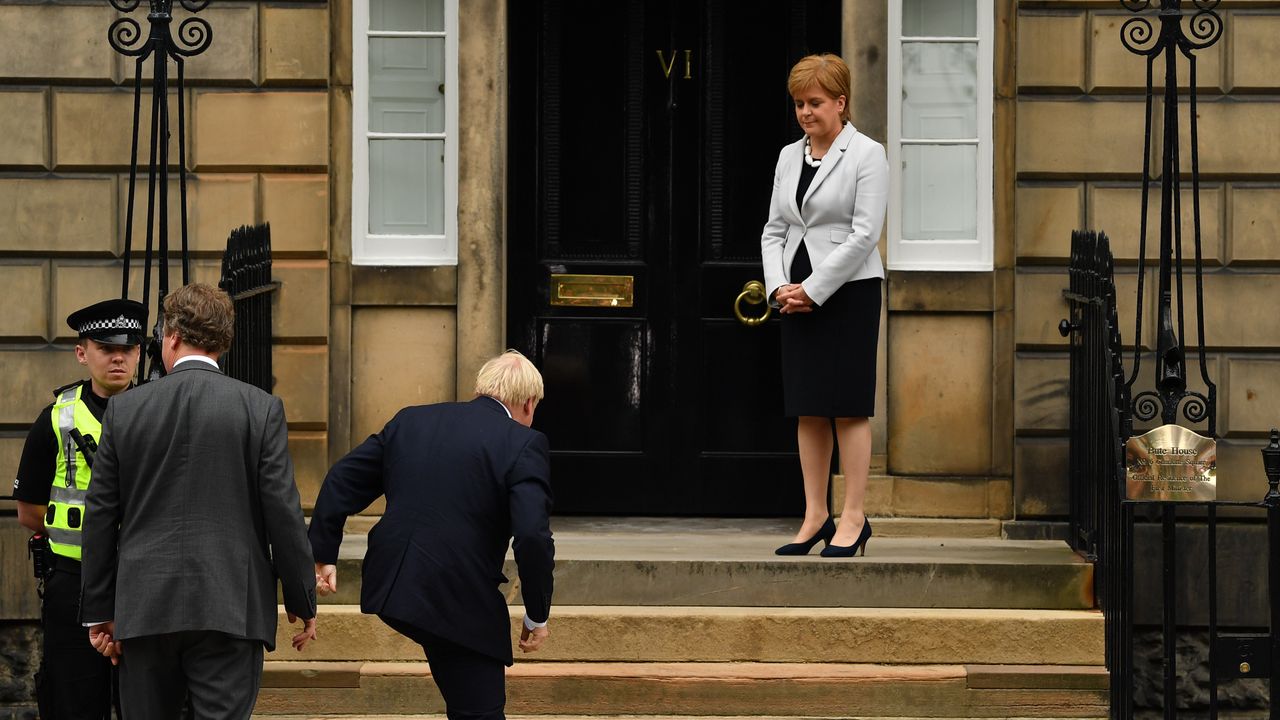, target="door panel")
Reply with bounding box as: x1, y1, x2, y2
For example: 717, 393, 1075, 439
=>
508, 0, 840, 515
